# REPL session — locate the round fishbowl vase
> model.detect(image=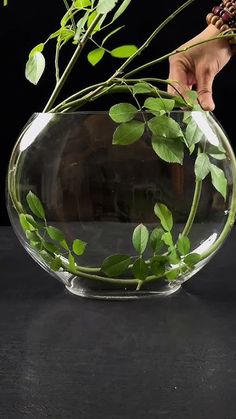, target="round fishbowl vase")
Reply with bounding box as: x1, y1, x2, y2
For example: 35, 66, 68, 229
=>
7, 111, 236, 299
